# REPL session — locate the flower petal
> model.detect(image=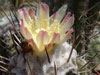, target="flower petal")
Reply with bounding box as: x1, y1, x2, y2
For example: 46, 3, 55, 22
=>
36, 3, 49, 29
50, 5, 67, 33
51, 33, 60, 44
28, 8, 37, 32
20, 19, 32, 39
20, 19, 27, 38
24, 28, 32, 40
28, 8, 36, 20
18, 8, 31, 24
61, 12, 71, 26
61, 29, 74, 43
36, 30, 49, 51
60, 15, 74, 34
50, 5, 67, 23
